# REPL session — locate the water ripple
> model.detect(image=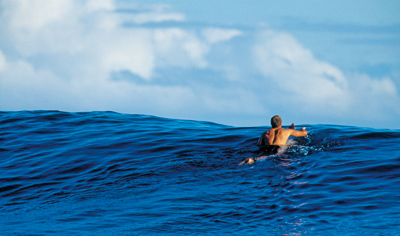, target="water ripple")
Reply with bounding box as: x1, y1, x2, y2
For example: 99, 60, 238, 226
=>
0, 111, 399, 235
